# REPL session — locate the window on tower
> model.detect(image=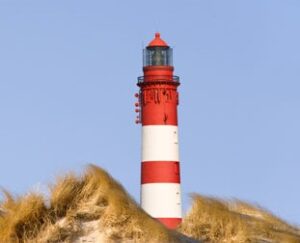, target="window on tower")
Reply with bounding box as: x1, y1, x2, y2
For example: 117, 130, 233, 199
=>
143, 46, 173, 67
